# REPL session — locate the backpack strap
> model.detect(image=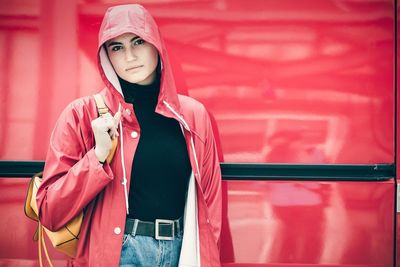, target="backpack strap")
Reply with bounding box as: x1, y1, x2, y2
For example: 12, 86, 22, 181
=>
93, 93, 109, 116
